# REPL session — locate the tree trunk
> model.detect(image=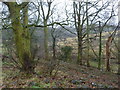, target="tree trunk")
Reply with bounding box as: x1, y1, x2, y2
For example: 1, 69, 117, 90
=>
106, 38, 111, 71
98, 21, 102, 70
44, 20, 49, 60
8, 3, 35, 74
52, 37, 56, 60
98, 31, 102, 70
86, 35, 90, 66
86, 1, 90, 67
73, 2, 83, 65
77, 25, 82, 65
118, 31, 120, 74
